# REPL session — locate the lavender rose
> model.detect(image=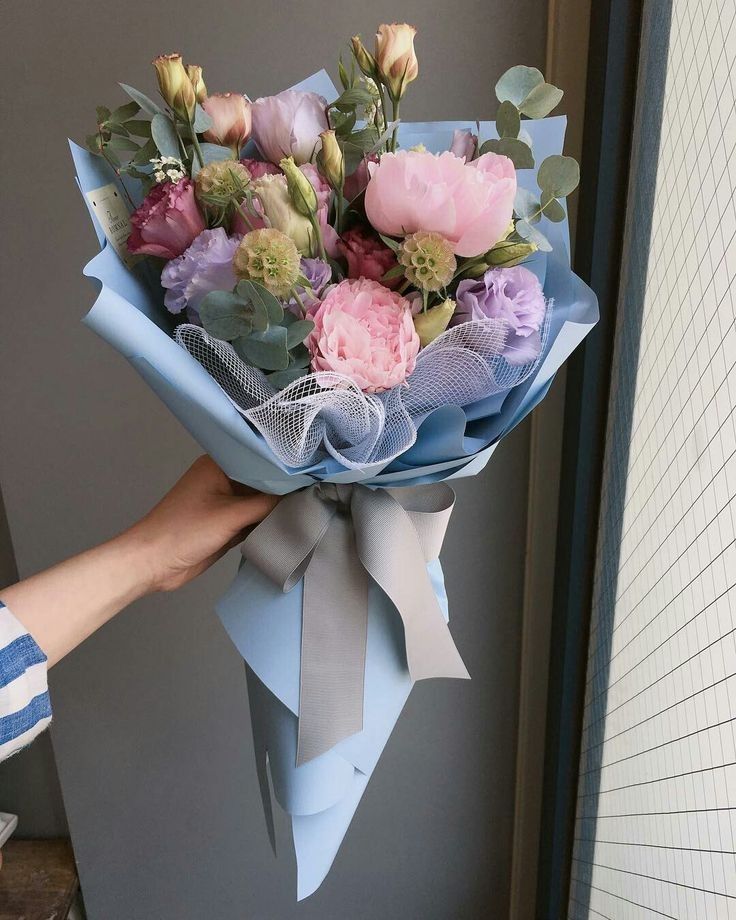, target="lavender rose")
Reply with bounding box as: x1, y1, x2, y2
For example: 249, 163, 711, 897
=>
453, 265, 547, 365
161, 228, 240, 322
286, 258, 332, 316
250, 89, 329, 166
